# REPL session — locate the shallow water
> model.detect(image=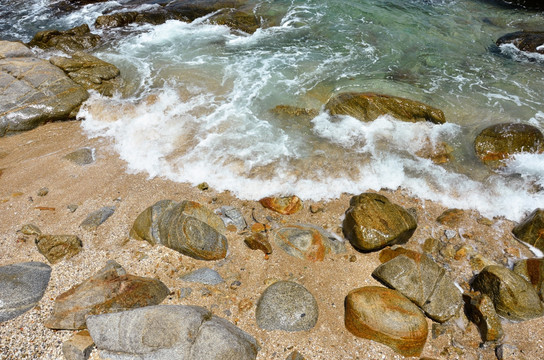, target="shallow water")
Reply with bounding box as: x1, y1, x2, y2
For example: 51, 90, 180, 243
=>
2, 0, 544, 220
